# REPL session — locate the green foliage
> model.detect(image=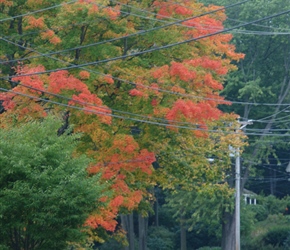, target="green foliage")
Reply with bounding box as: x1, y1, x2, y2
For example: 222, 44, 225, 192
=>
240, 203, 257, 237
242, 213, 290, 249
283, 234, 290, 249
147, 226, 175, 250
253, 195, 290, 221
264, 226, 290, 247
0, 116, 105, 250
98, 238, 127, 250
197, 247, 221, 250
